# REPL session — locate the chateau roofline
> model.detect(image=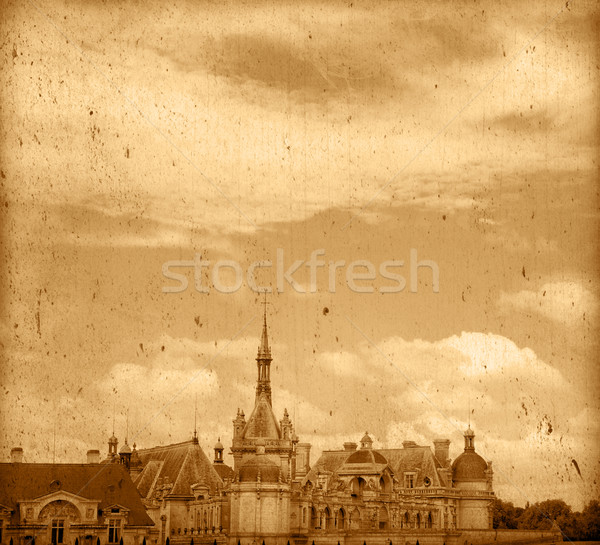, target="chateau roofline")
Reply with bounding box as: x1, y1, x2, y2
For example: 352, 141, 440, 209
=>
135, 439, 198, 453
